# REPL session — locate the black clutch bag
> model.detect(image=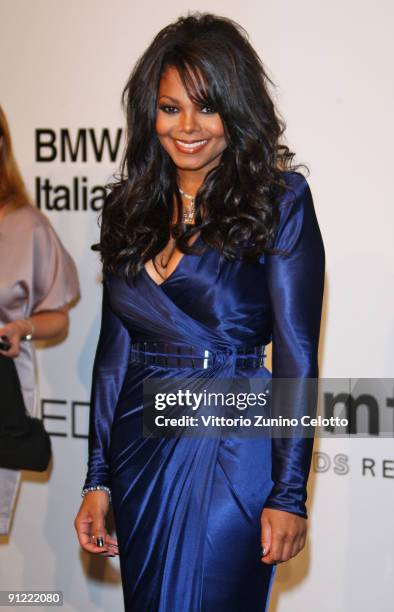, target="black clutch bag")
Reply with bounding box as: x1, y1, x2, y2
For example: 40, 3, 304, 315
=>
0, 353, 52, 471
